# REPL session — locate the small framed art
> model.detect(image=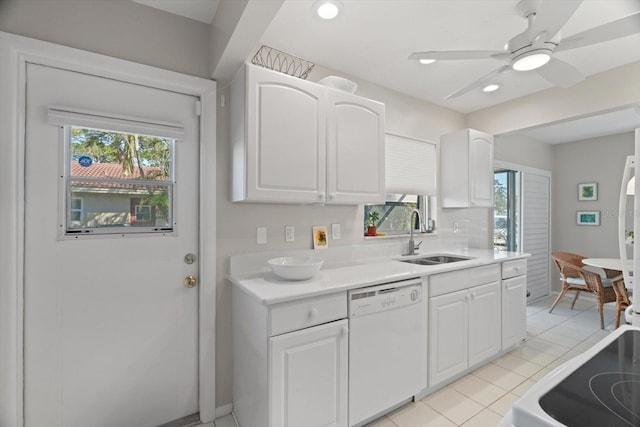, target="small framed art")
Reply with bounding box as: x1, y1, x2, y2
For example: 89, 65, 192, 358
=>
577, 210, 600, 226
312, 226, 328, 249
578, 182, 598, 201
